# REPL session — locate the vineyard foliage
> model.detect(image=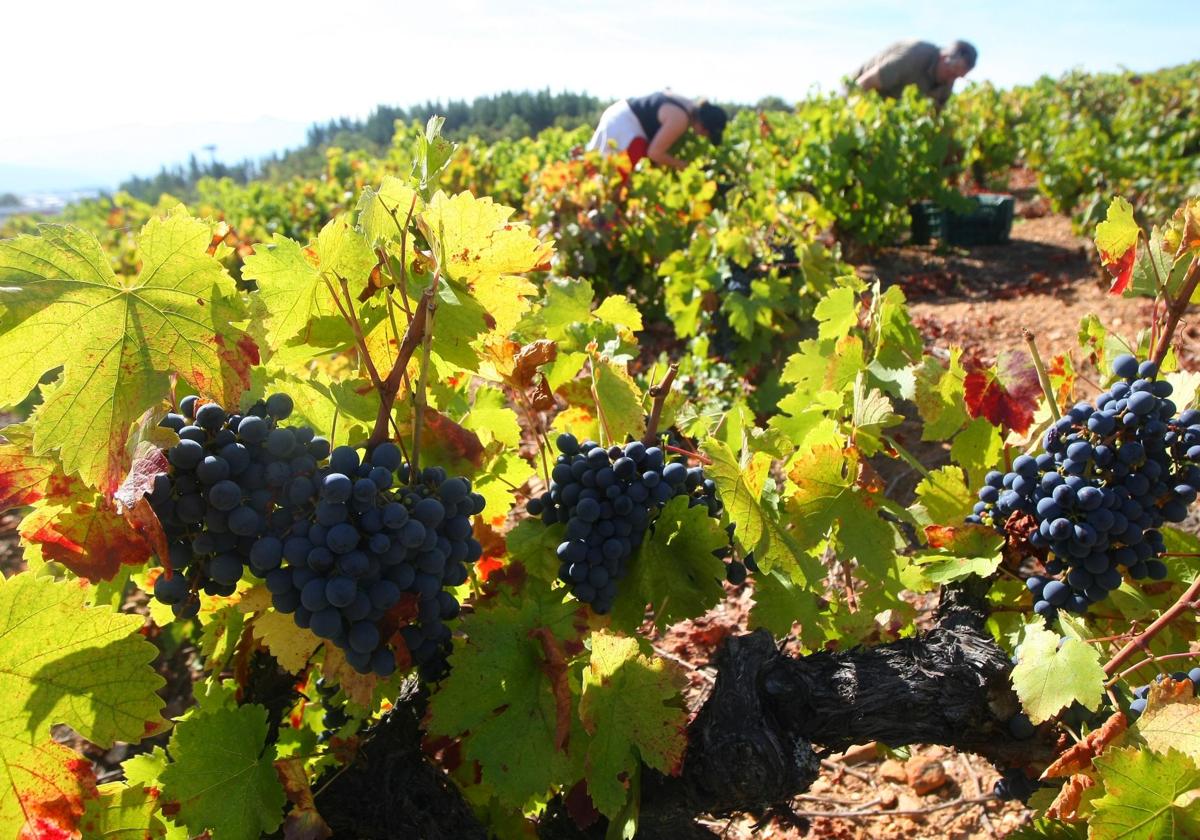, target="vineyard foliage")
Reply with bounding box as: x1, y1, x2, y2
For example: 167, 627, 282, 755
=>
0, 64, 1198, 840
